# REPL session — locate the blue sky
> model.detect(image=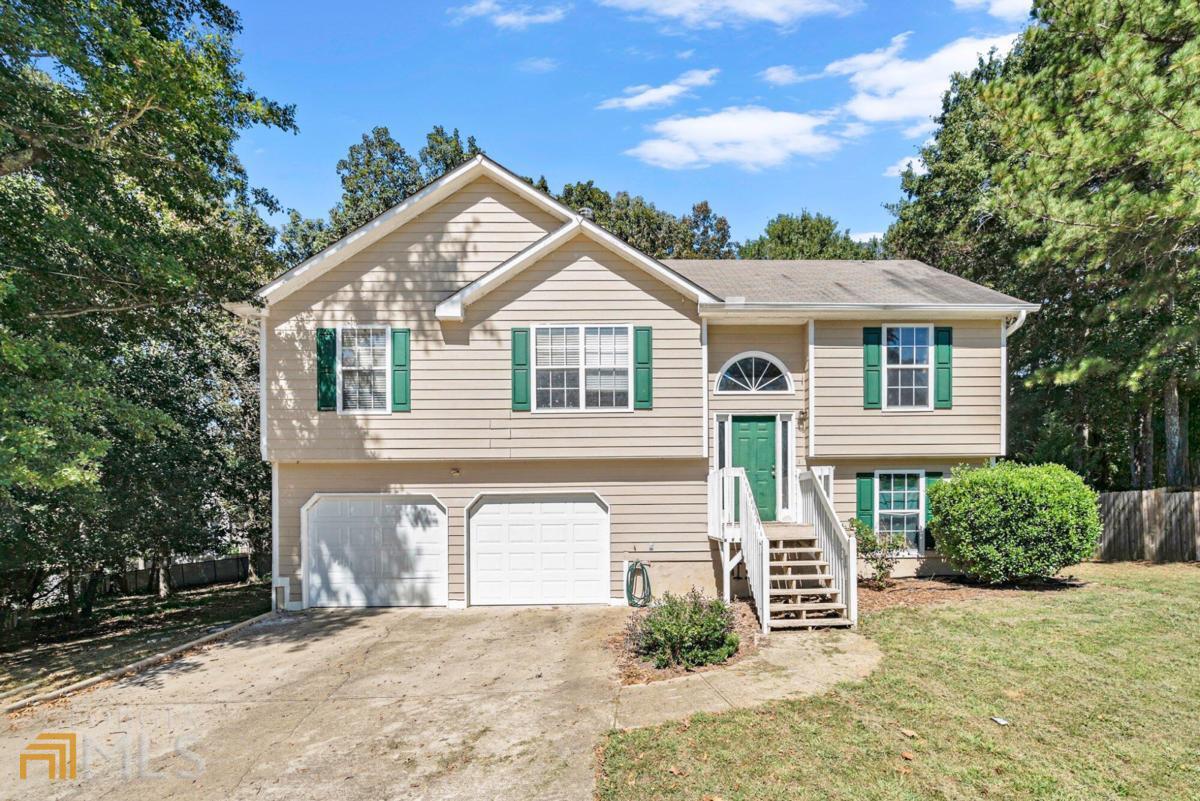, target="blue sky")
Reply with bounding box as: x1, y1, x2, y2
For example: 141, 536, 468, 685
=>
231, 0, 1029, 244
